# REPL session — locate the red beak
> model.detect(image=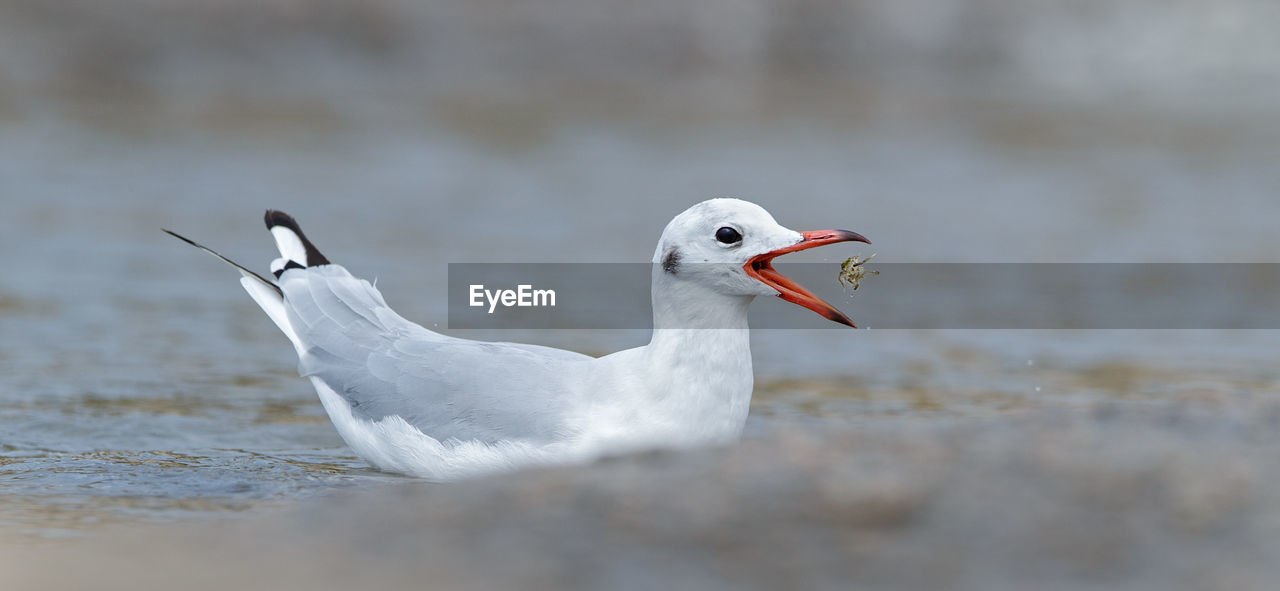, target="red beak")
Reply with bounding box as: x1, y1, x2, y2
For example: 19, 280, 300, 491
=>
743, 229, 871, 327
